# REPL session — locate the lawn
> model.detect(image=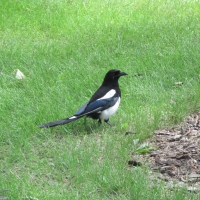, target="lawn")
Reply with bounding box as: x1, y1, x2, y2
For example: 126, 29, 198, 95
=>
0, 0, 200, 199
